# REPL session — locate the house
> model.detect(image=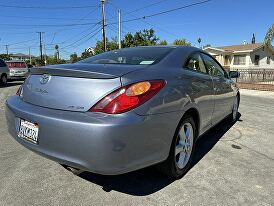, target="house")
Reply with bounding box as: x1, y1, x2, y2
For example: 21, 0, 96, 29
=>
9, 53, 35, 61
203, 43, 274, 70
85, 47, 95, 55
